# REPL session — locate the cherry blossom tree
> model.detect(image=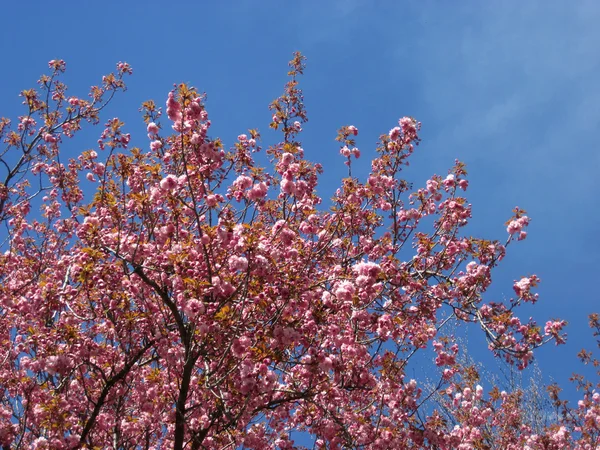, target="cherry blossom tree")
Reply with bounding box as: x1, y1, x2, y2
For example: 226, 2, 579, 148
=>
0, 52, 596, 449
